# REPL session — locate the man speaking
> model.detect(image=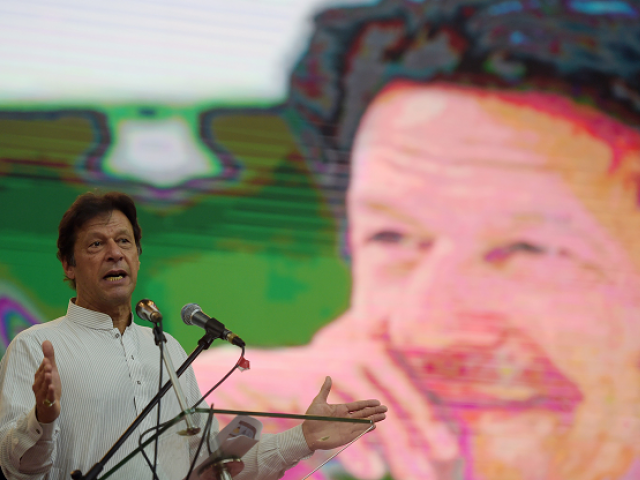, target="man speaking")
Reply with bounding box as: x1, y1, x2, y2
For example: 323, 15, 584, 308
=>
0, 192, 387, 479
